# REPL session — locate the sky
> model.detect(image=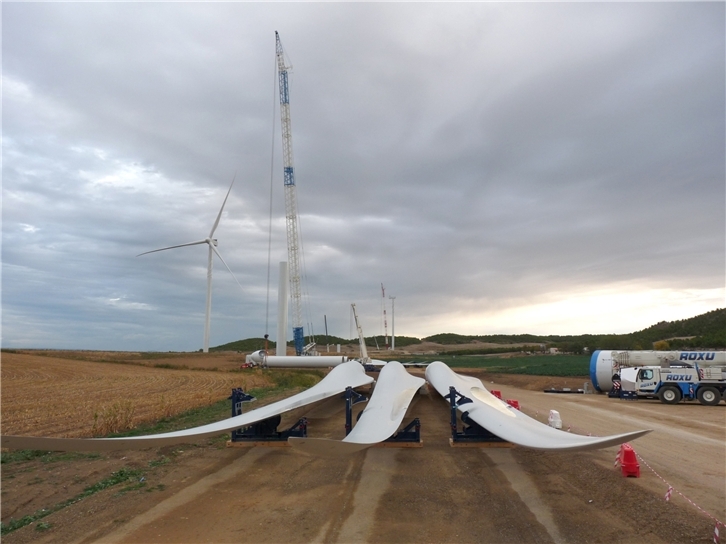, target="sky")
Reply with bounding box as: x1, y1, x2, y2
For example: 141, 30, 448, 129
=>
3, 2, 724, 351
